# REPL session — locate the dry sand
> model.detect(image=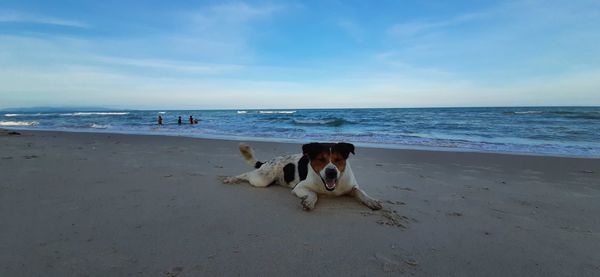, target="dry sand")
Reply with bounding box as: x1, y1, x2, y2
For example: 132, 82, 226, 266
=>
1, 129, 599, 276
